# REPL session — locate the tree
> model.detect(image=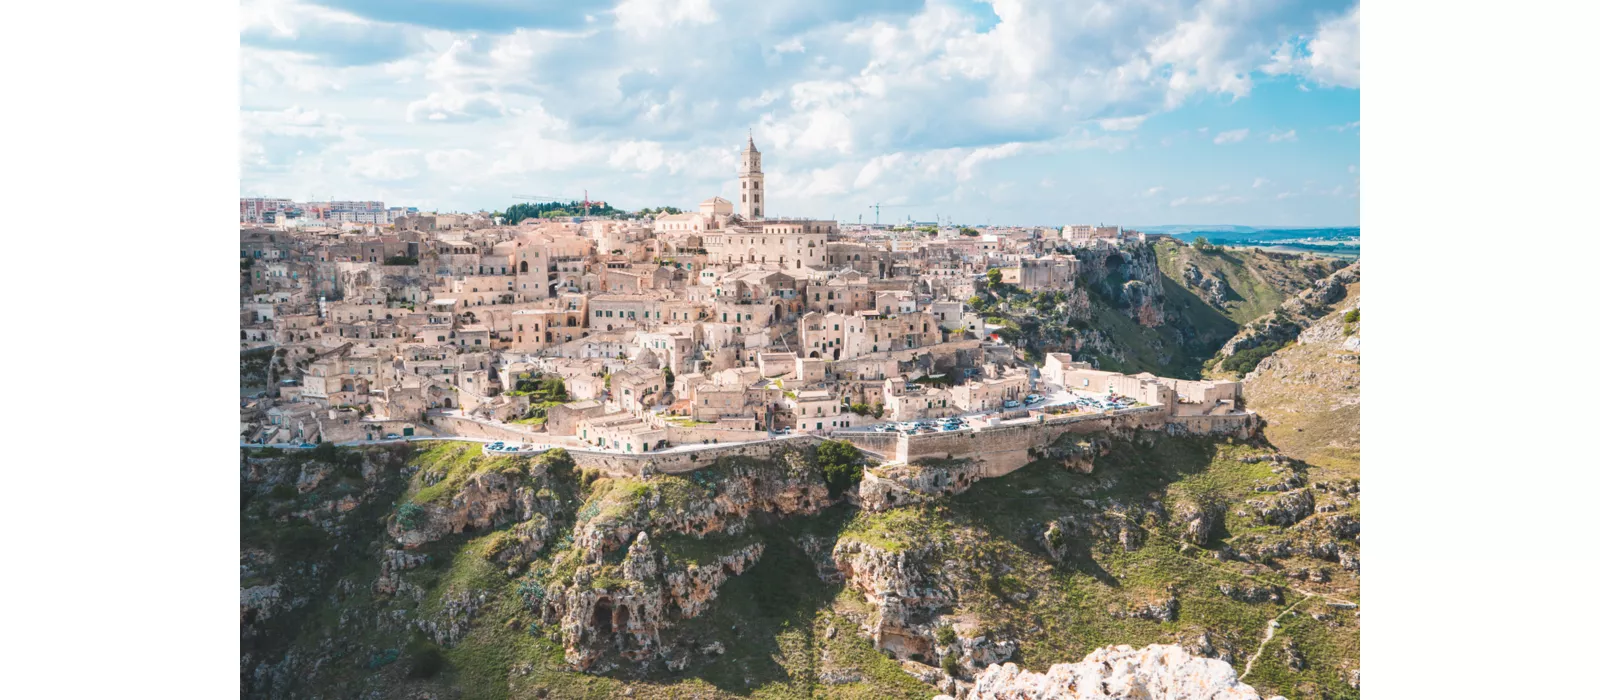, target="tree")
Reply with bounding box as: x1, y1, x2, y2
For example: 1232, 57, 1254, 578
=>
986, 268, 1004, 288
959, 227, 979, 237
817, 440, 864, 498
1193, 236, 1211, 251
